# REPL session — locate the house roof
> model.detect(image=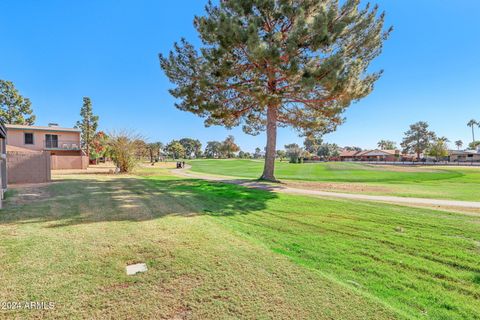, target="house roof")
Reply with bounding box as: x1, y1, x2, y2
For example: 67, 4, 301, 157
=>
339, 150, 361, 157
5, 124, 81, 133
340, 149, 402, 157
381, 149, 398, 155
356, 150, 371, 156
361, 149, 399, 156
